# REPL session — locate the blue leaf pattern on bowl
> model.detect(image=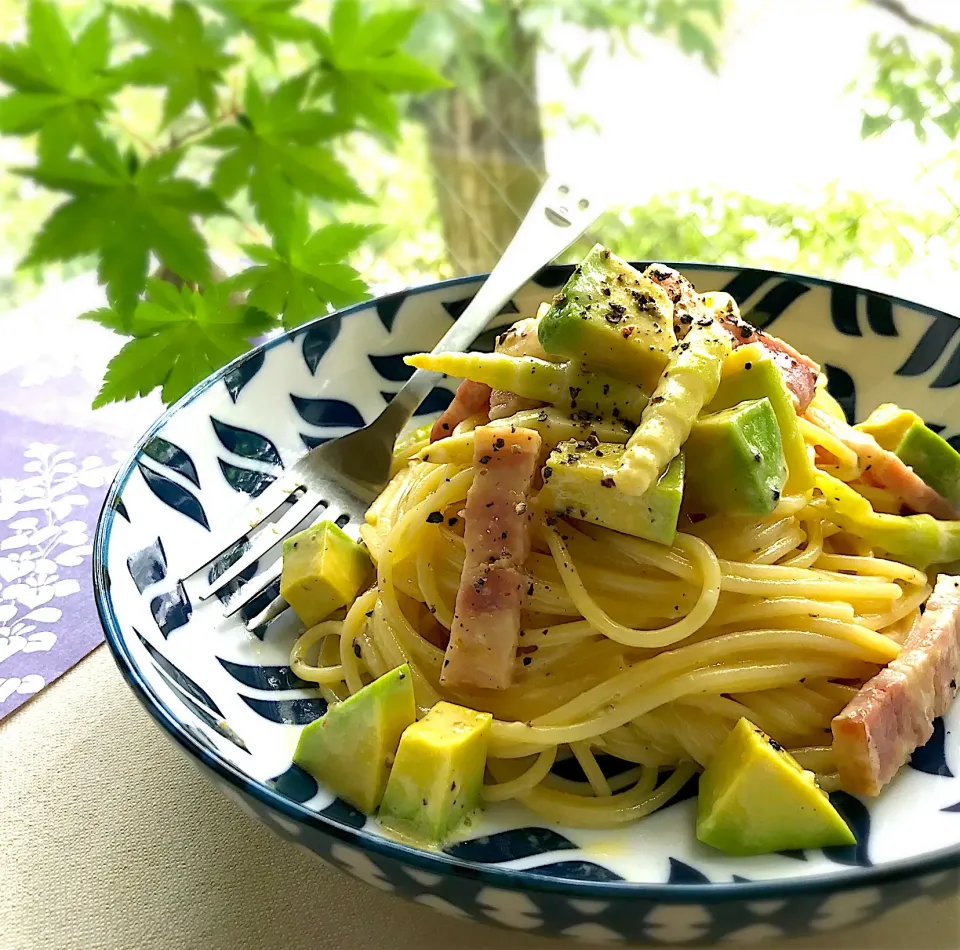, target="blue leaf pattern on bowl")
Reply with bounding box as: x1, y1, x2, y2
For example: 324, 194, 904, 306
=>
866, 294, 897, 336
300, 433, 333, 449
721, 270, 772, 304
743, 281, 809, 329
300, 317, 342, 375
830, 285, 861, 337
141, 435, 201, 487
217, 458, 276, 497
320, 797, 367, 829
445, 828, 577, 863
524, 861, 625, 883
396, 387, 454, 418
375, 290, 406, 332
291, 394, 365, 428
211, 417, 283, 466
136, 629, 222, 715
137, 461, 210, 530
178, 689, 249, 752
668, 858, 711, 884
223, 350, 264, 403
824, 363, 857, 423
217, 656, 309, 690
150, 582, 193, 637
111, 495, 130, 522
910, 718, 954, 778
897, 314, 959, 378
267, 764, 319, 803
823, 792, 872, 867
441, 294, 518, 322
932, 336, 960, 389
369, 352, 415, 383
126, 536, 167, 593
241, 695, 328, 725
